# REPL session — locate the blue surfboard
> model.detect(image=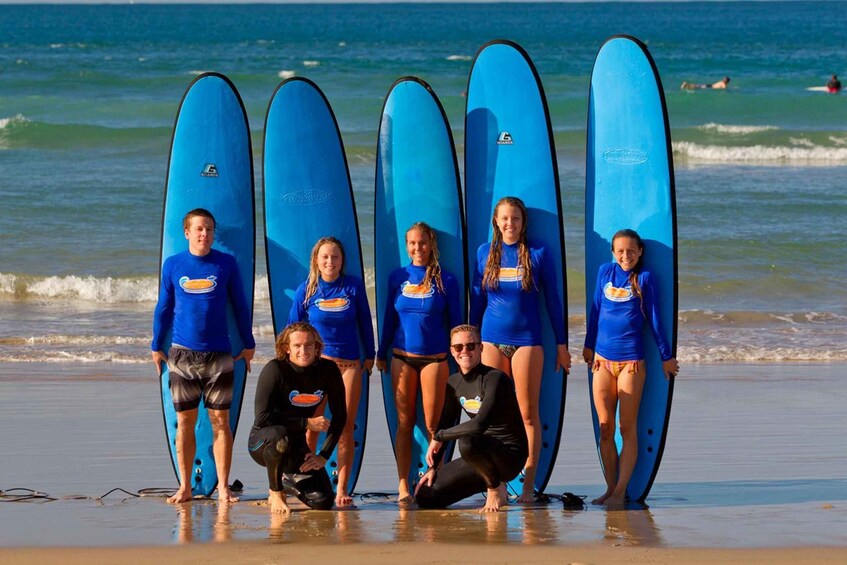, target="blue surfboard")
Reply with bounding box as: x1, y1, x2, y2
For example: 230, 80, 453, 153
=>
263, 77, 369, 495
159, 72, 255, 497
586, 35, 678, 503
465, 40, 568, 496
375, 77, 466, 491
